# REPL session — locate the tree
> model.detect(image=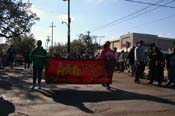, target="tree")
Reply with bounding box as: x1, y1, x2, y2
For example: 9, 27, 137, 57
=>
78, 34, 93, 47
8, 34, 36, 56
77, 33, 99, 55
49, 43, 67, 57
0, 0, 39, 39
71, 39, 86, 55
